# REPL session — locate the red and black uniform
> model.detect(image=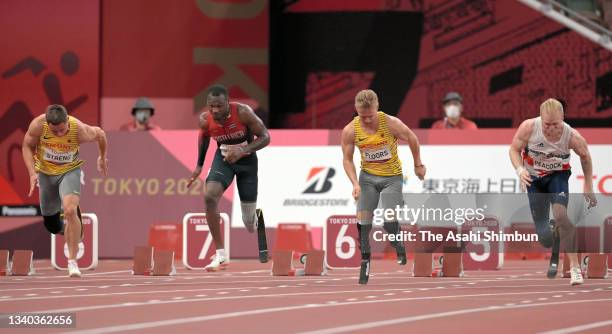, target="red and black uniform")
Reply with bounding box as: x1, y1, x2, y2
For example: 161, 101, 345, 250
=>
201, 102, 258, 201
